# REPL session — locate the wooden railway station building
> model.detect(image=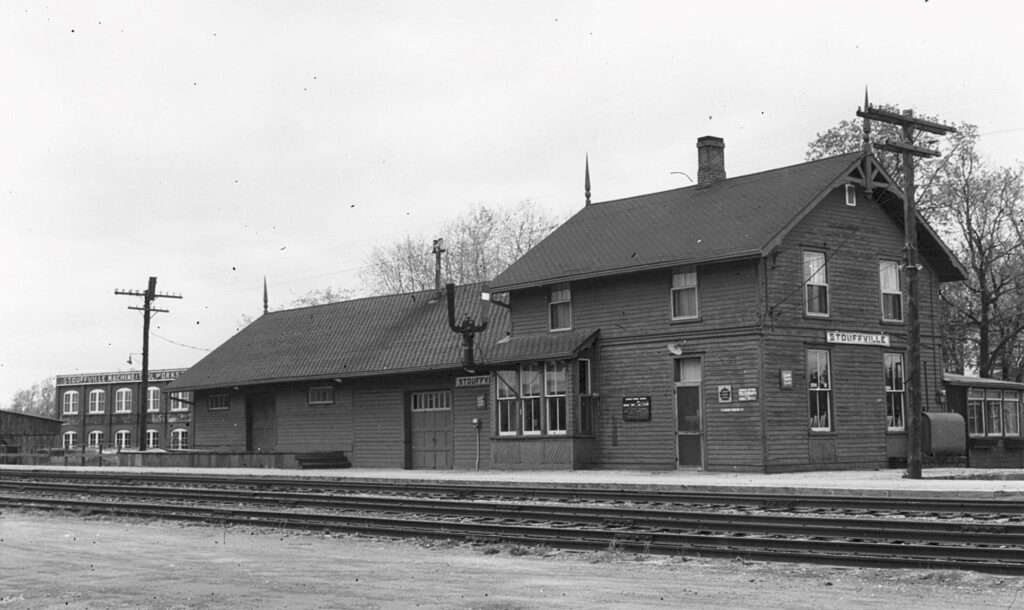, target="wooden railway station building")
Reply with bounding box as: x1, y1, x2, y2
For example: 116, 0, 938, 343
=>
169, 137, 967, 472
